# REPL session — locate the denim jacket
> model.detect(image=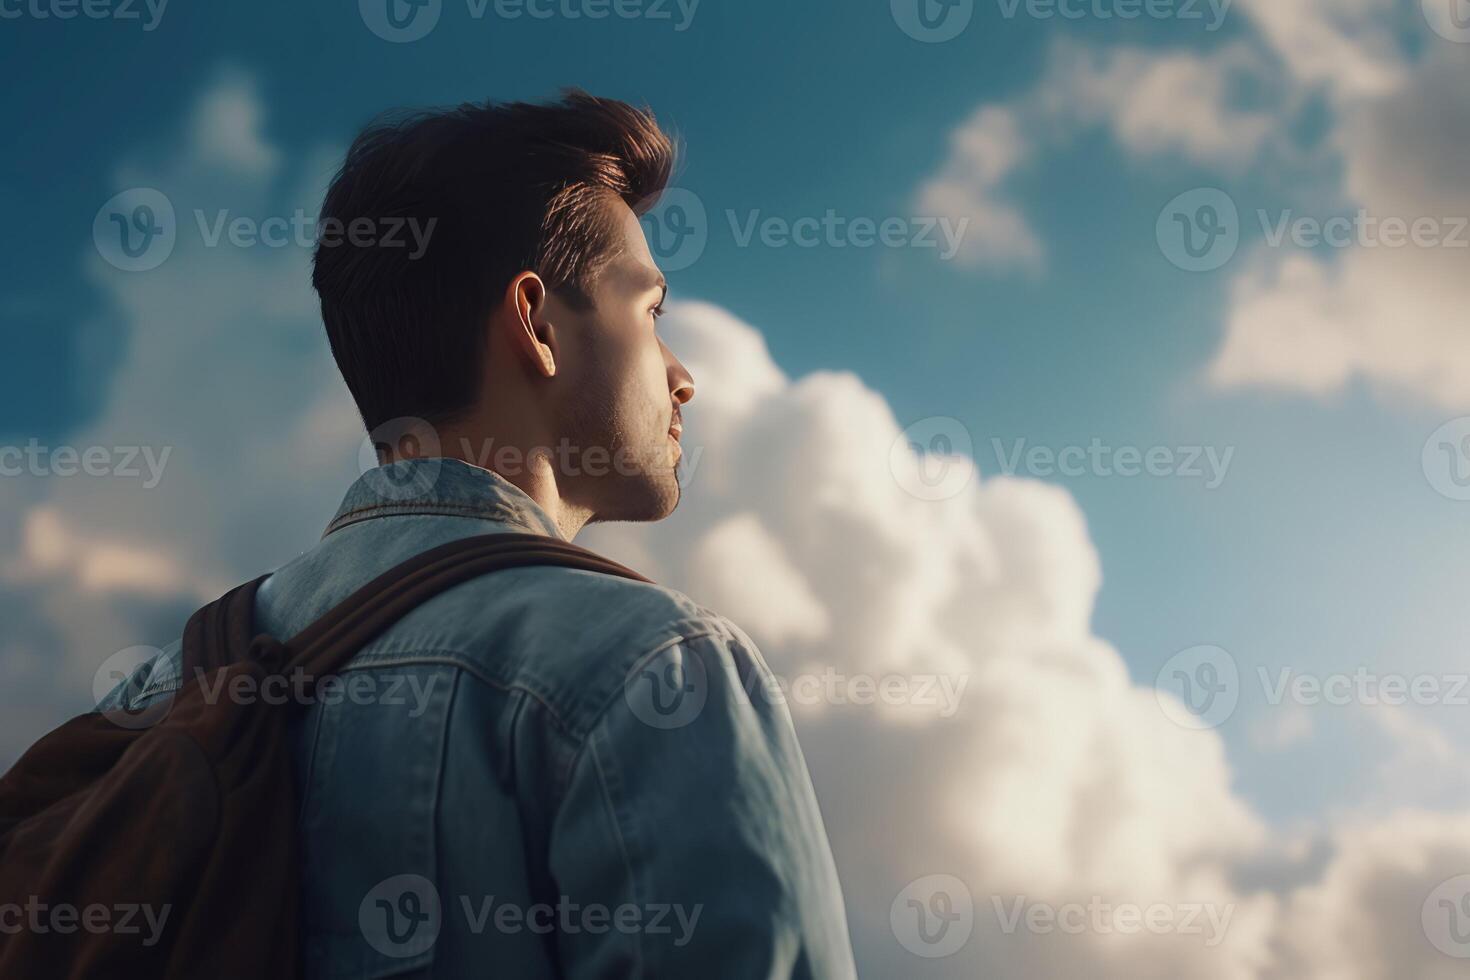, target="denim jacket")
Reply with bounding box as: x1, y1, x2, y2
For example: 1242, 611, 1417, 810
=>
99, 459, 856, 979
